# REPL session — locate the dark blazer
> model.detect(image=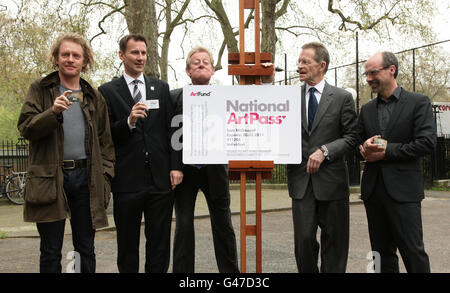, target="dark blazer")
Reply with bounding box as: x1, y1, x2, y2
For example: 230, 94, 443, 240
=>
99, 75, 181, 193
170, 88, 230, 199
287, 82, 358, 200
357, 87, 436, 202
